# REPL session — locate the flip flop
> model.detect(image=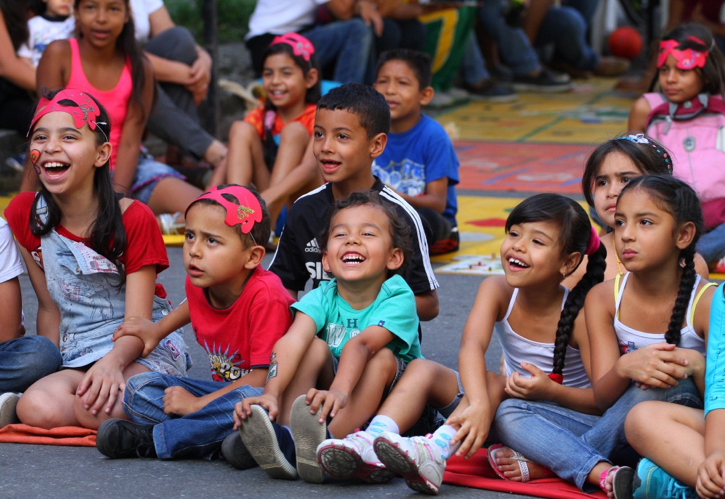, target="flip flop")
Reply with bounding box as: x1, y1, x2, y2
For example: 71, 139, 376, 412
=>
487, 443, 555, 483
